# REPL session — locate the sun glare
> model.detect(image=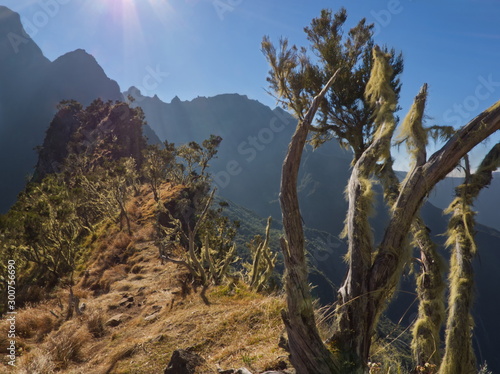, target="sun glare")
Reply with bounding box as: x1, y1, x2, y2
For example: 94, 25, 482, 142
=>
87, 0, 175, 27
